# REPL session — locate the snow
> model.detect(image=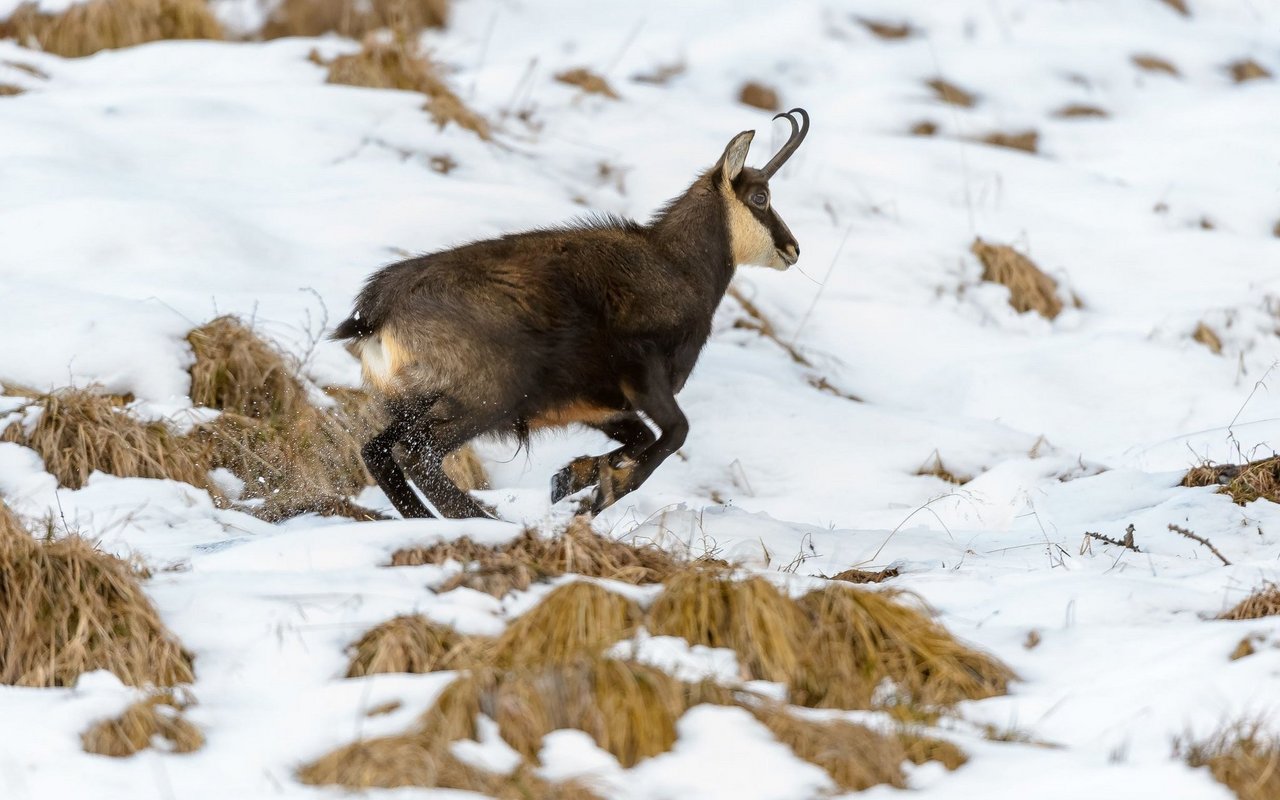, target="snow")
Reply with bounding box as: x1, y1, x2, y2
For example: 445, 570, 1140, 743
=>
3, 0, 1280, 797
